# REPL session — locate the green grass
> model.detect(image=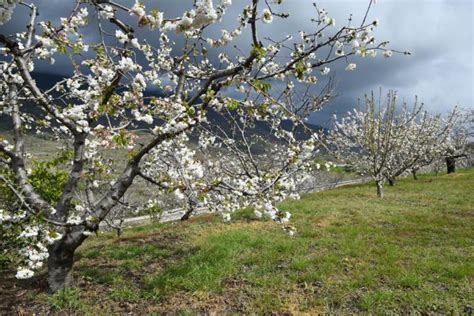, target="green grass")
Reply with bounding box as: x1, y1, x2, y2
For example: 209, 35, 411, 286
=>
24, 168, 474, 313
43, 288, 85, 312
